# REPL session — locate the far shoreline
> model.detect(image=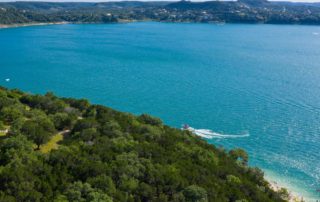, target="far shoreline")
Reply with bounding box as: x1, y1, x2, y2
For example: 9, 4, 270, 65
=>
2, 20, 320, 30
0, 21, 69, 29
0, 20, 147, 29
